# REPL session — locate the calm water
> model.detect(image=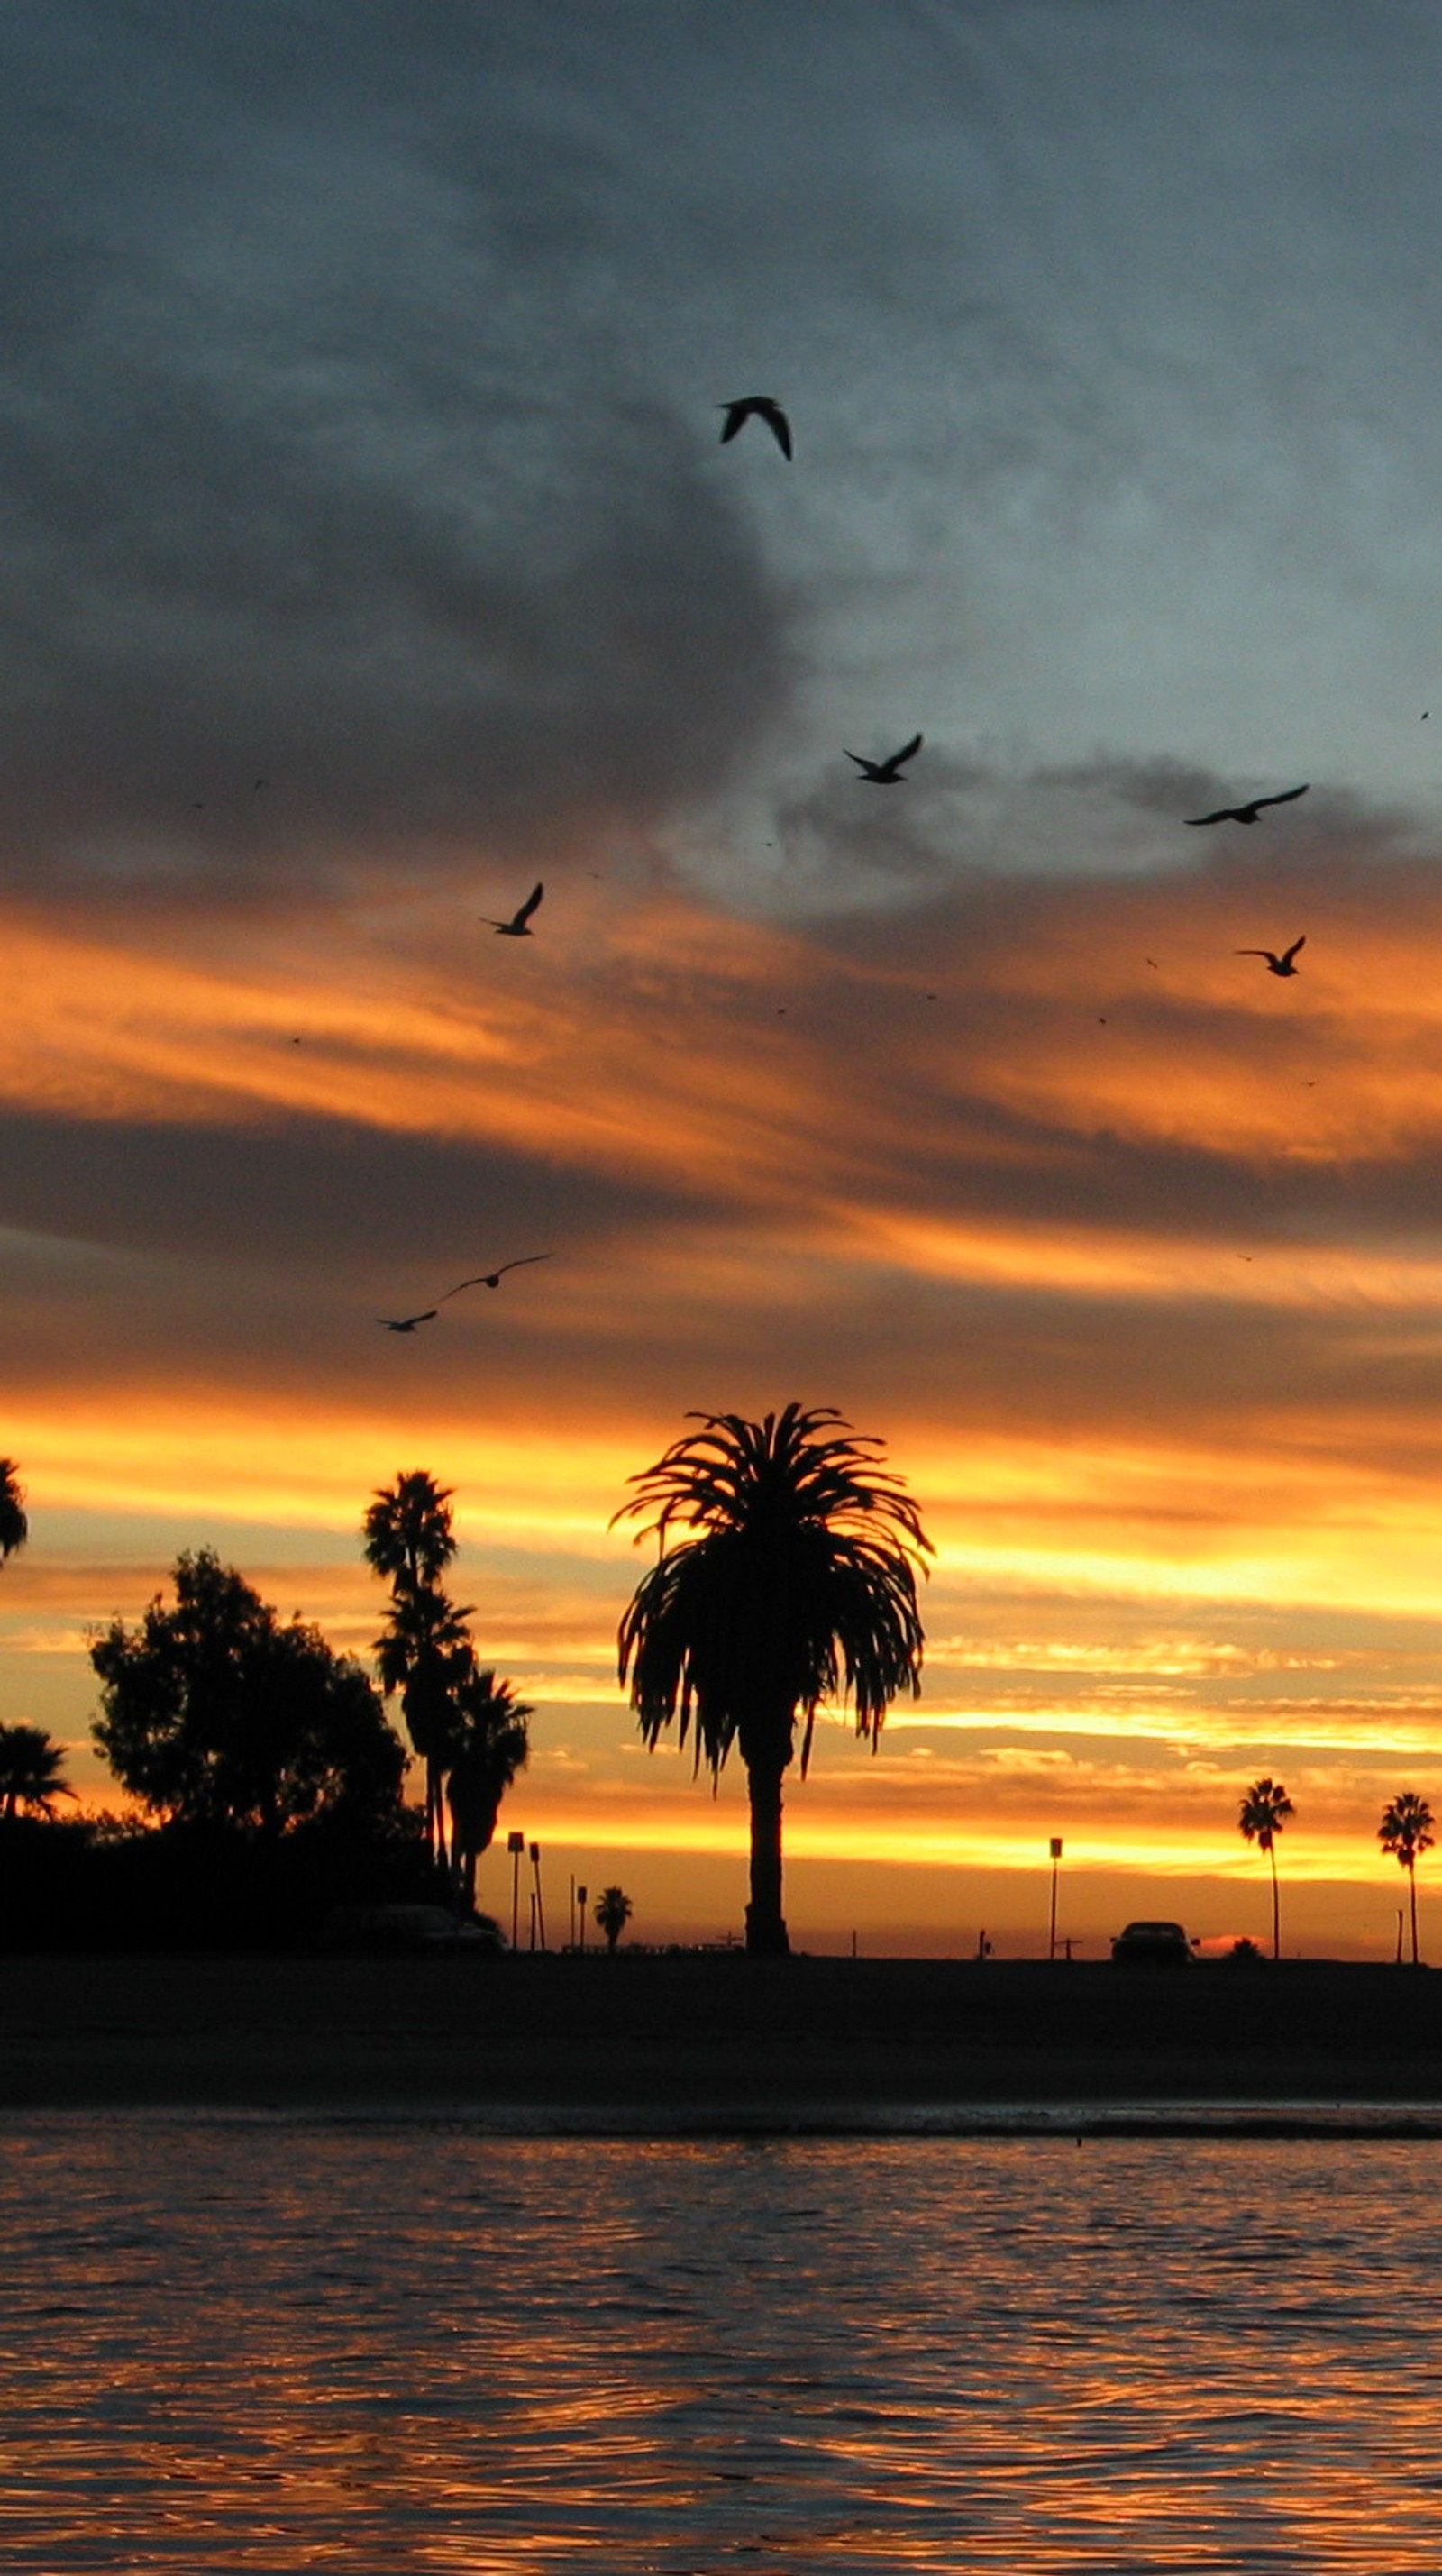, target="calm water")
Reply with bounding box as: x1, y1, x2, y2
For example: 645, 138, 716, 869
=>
3, 2119, 1441, 2571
